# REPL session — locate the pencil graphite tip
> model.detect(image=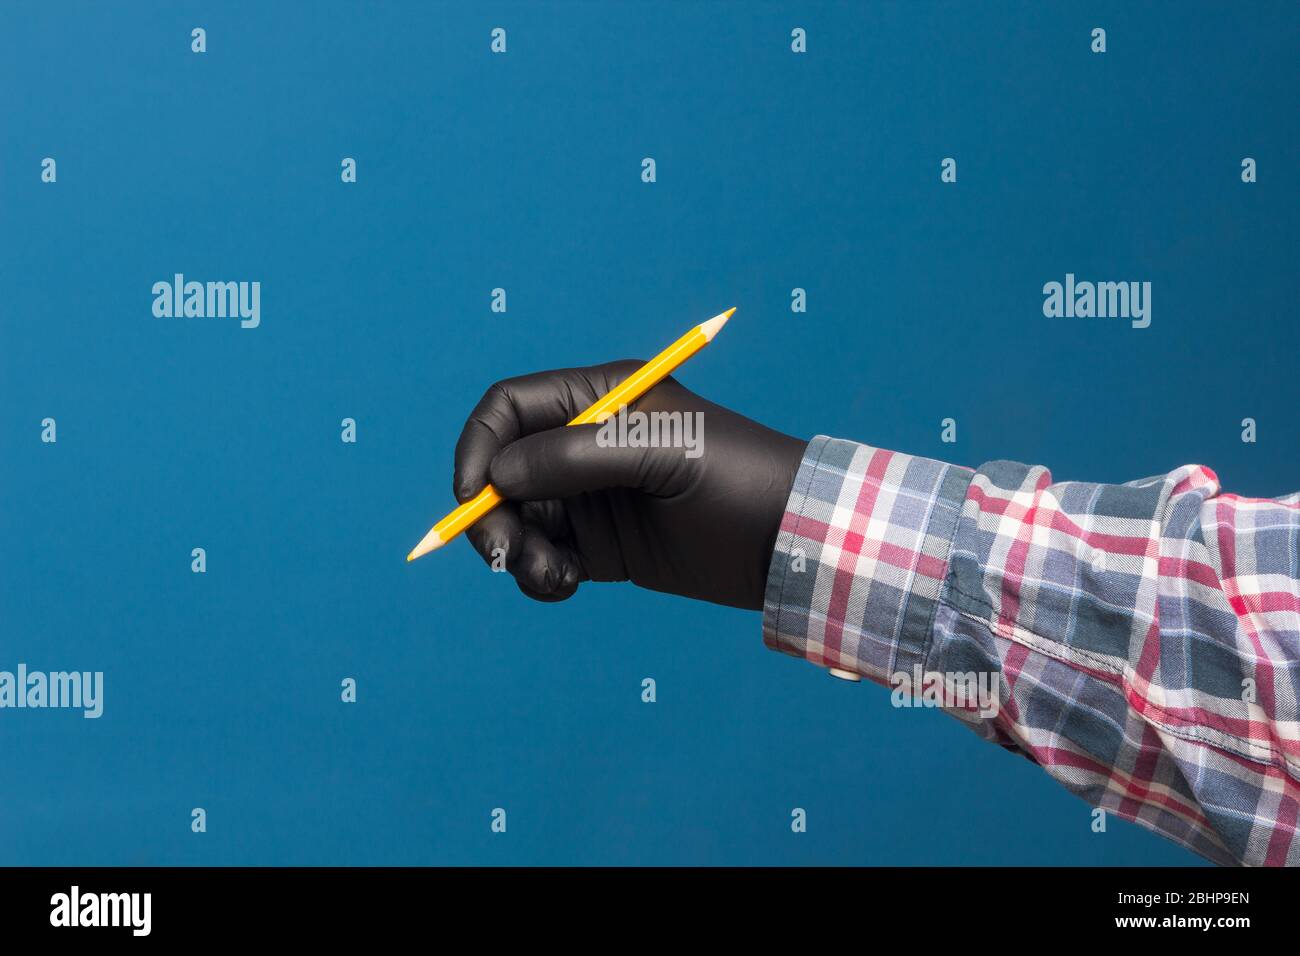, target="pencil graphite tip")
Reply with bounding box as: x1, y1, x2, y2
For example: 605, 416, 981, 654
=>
700, 307, 736, 342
